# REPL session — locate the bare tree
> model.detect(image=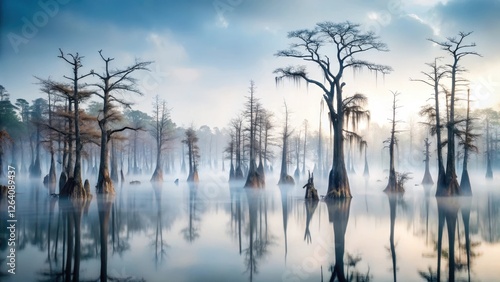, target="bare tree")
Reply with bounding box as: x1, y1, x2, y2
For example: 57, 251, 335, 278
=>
430, 32, 480, 196
275, 21, 391, 198
58, 49, 93, 199
384, 91, 404, 193
413, 58, 447, 187
150, 96, 173, 182
244, 81, 265, 188
90, 50, 151, 194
